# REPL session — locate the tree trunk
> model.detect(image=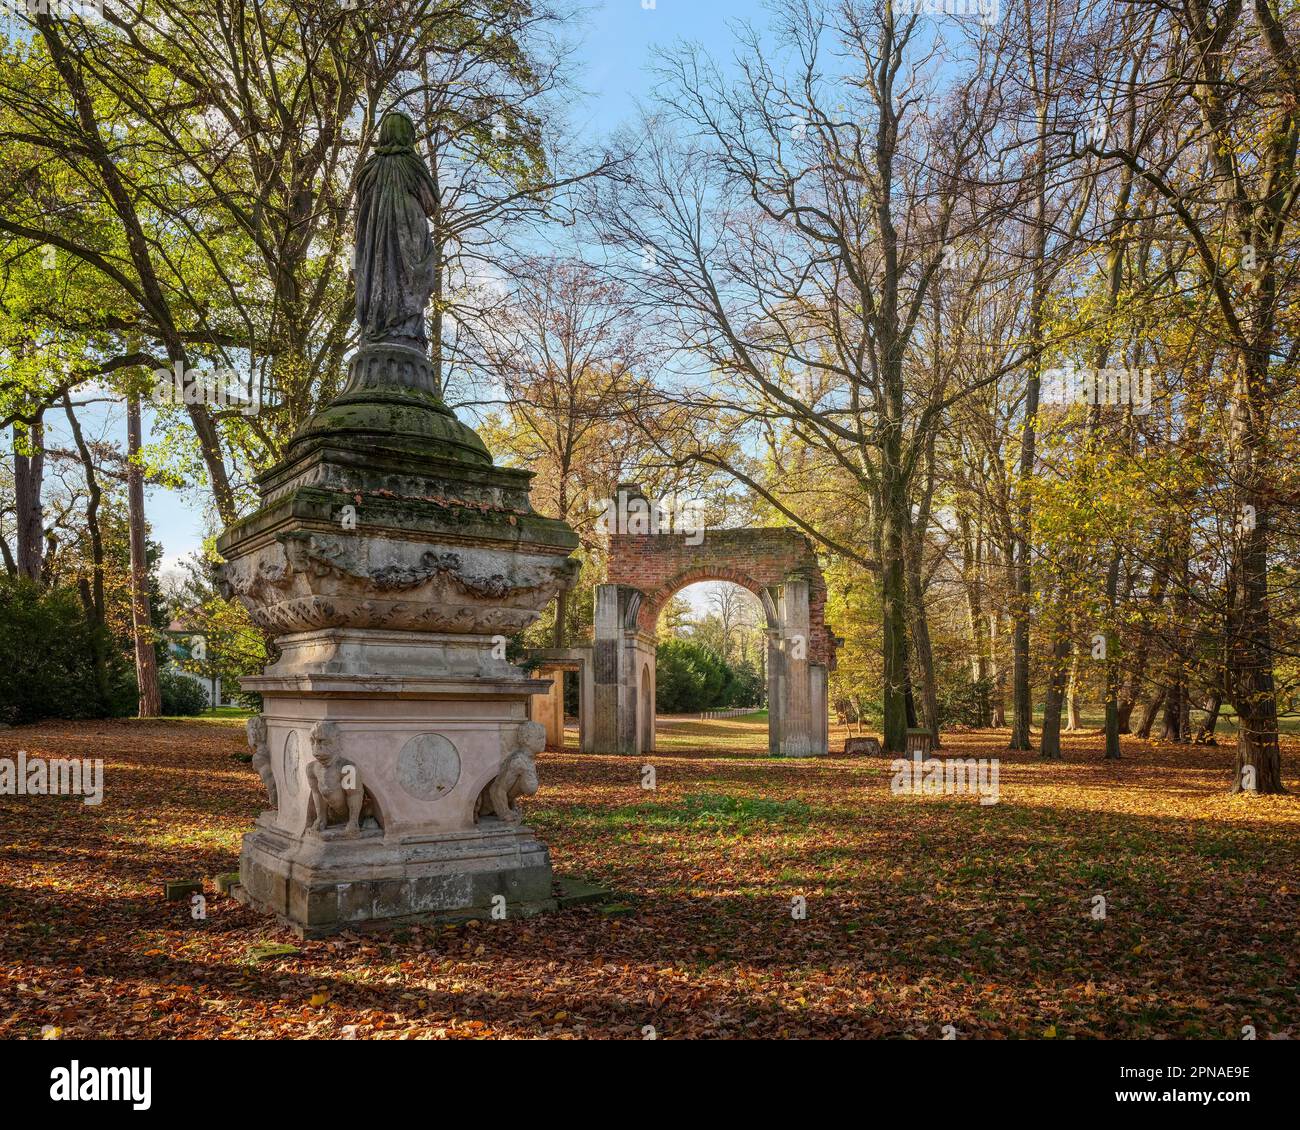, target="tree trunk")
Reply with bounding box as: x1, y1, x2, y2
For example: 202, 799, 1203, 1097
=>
1065, 642, 1080, 731
1040, 626, 1070, 759
64, 395, 110, 711
1115, 698, 1135, 735
1161, 520, 1192, 743
1117, 560, 1168, 733
1136, 689, 1164, 740
880, 465, 910, 753
1195, 693, 1222, 745
1233, 698, 1284, 793
1009, 548, 1033, 748
905, 528, 941, 748
1161, 677, 1186, 743
13, 407, 45, 582
1011, 91, 1053, 752
960, 515, 992, 727
551, 479, 569, 647
127, 394, 161, 717
1225, 357, 1283, 793
1103, 550, 1123, 758
989, 612, 1006, 727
